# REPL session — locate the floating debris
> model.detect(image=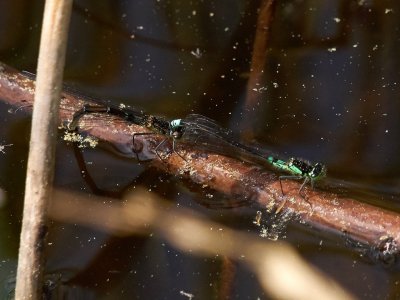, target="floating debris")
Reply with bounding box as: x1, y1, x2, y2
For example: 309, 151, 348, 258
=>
253, 211, 262, 226
180, 290, 194, 299
0, 143, 13, 154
